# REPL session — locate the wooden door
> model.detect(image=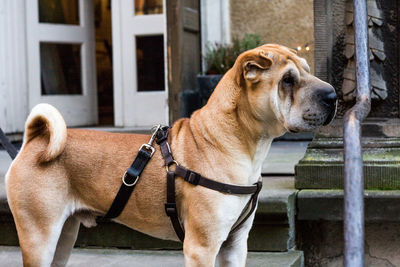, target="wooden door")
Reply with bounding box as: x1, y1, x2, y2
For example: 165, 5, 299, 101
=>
166, 0, 201, 124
